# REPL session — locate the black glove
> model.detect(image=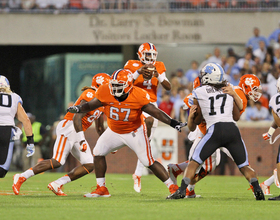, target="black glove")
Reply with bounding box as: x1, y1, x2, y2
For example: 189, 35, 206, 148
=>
170, 119, 187, 132
67, 105, 81, 113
